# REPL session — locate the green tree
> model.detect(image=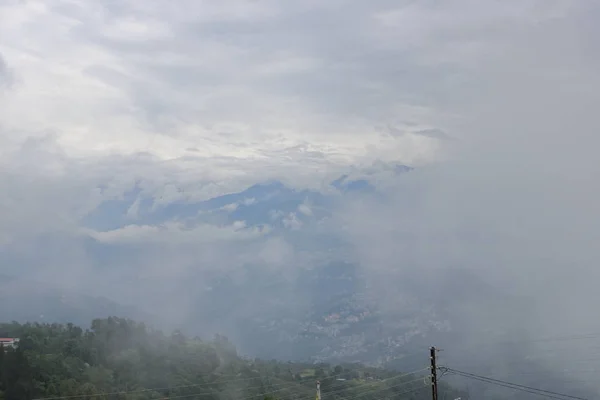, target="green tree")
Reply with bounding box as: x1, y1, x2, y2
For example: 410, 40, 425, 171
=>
0, 317, 464, 400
